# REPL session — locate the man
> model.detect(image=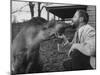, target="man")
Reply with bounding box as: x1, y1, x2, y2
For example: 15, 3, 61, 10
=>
63, 10, 96, 70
